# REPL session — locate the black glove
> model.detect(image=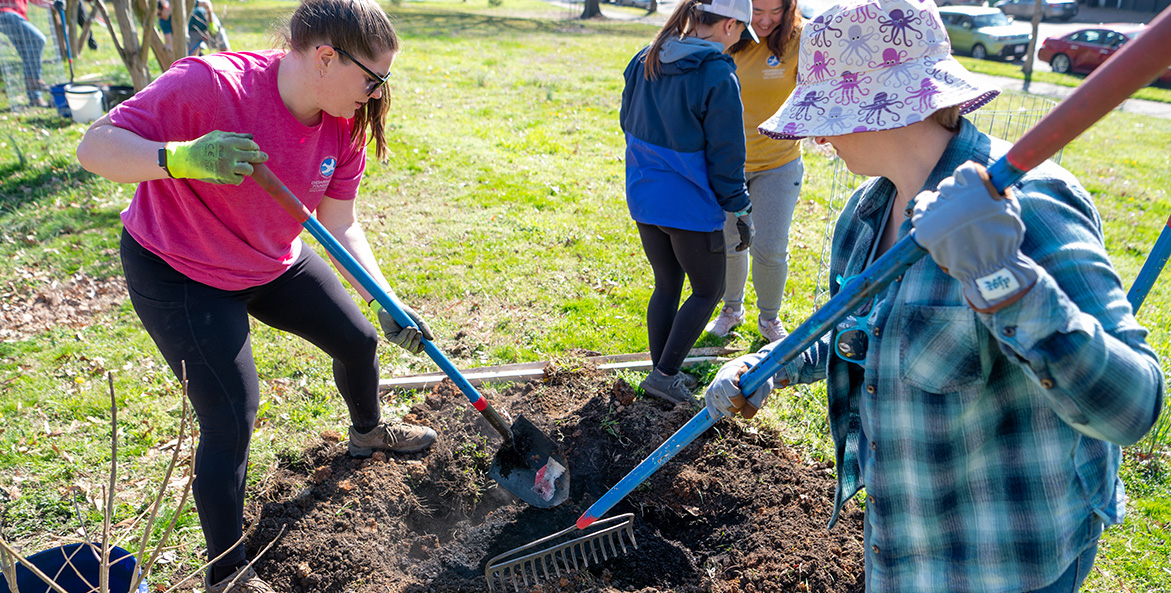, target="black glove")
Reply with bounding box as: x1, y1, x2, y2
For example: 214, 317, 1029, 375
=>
735, 211, 754, 252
